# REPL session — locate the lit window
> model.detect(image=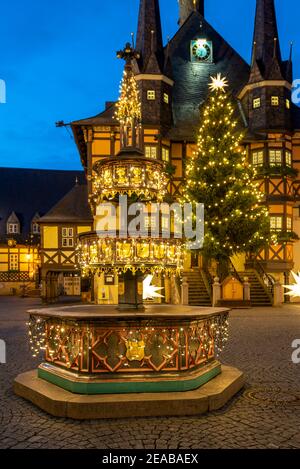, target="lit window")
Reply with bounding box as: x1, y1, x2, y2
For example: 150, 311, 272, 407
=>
286, 99, 291, 109
287, 217, 292, 232
62, 227, 74, 247
145, 146, 157, 159
252, 150, 264, 166
8, 224, 19, 234
147, 90, 156, 101
163, 93, 169, 104
162, 147, 170, 162
144, 216, 157, 231
270, 216, 283, 232
9, 254, 19, 271
271, 96, 279, 106
253, 98, 261, 109
286, 150, 292, 167
32, 223, 40, 234
269, 149, 282, 166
